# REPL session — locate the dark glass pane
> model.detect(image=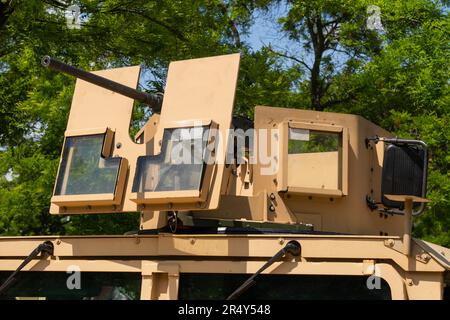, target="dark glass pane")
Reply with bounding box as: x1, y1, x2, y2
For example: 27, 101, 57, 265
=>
133, 127, 209, 193
179, 274, 391, 300
0, 272, 141, 300
289, 130, 339, 154
54, 134, 121, 195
